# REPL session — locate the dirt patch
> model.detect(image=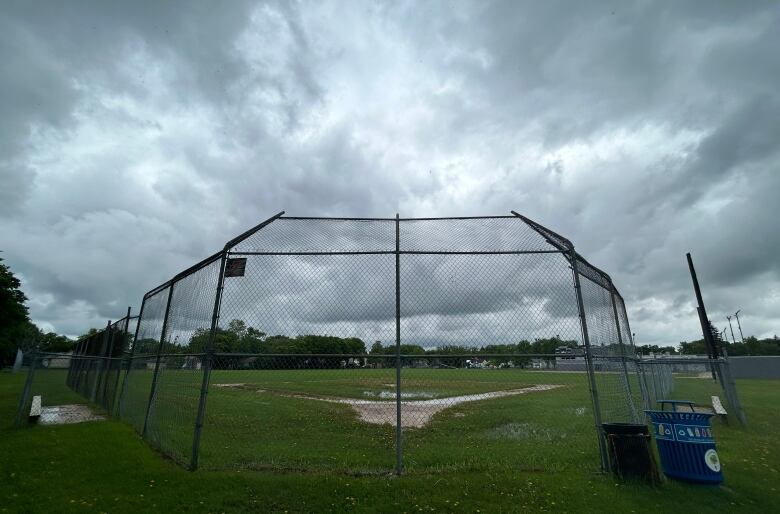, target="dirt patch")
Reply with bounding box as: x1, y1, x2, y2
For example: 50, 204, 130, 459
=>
214, 383, 247, 388
38, 404, 105, 425
282, 385, 562, 428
